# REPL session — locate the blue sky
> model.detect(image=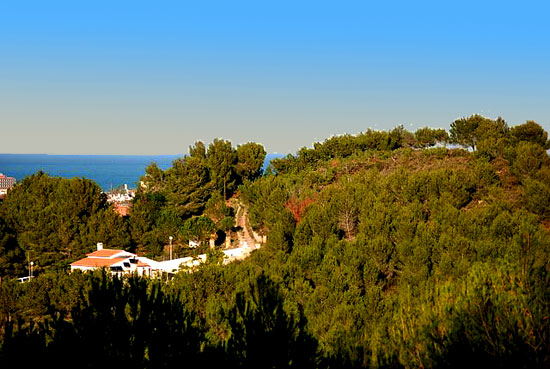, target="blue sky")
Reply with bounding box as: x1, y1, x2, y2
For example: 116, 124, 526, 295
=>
1, 0, 549, 154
